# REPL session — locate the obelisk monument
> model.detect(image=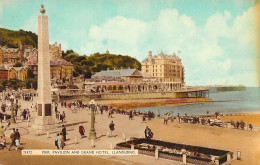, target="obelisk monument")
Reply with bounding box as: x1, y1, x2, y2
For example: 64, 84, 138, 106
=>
34, 5, 55, 132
